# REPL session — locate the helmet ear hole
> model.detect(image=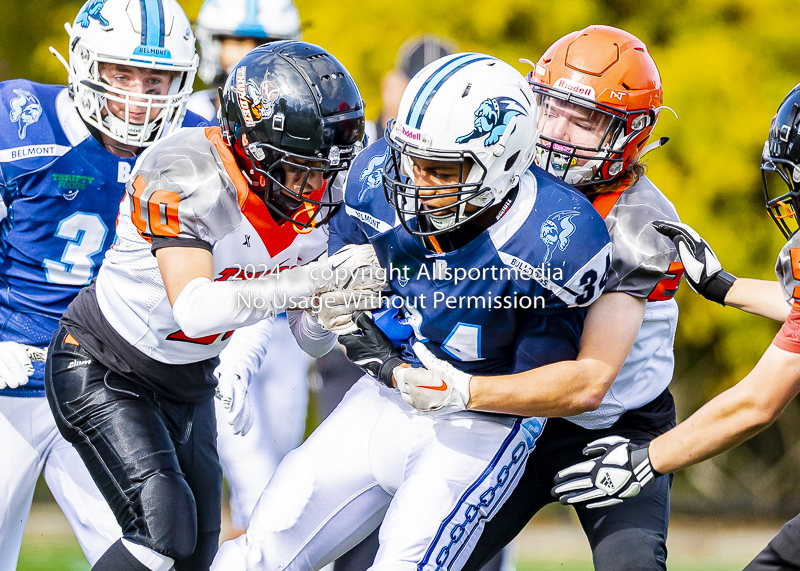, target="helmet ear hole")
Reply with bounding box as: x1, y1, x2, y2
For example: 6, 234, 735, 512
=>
504, 151, 520, 172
